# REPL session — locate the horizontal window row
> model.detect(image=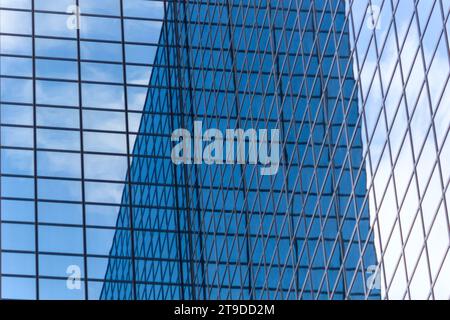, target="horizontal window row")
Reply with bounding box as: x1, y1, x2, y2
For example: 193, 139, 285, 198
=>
0, 58, 152, 85
0, 10, 163, 43
0, 176, 367, 202
2, 277, 321, 300
0, 197, 369, 221
0, 107, 145, 132
0, 79, 148, 110
0, 103, 362, 129
0, 0, 165, 18
0, 79, 360, 106
0, 36, 158, 63
0, 55, 349, 80
0, 34, 352, 64
0, 128, 142, 151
